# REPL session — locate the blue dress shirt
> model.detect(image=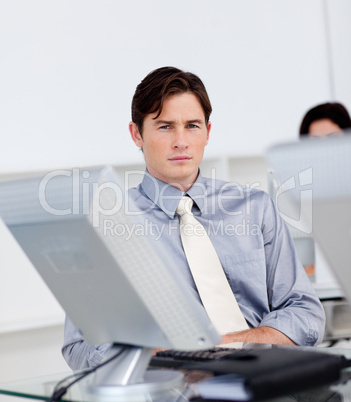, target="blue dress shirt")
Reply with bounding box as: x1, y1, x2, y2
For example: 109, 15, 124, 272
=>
62, 171, 325, 370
